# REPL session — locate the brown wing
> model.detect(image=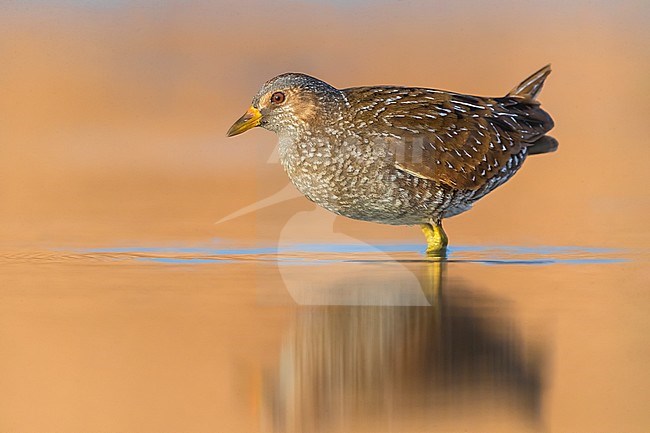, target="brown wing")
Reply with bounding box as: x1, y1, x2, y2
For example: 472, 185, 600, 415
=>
343, 86, 554, 191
